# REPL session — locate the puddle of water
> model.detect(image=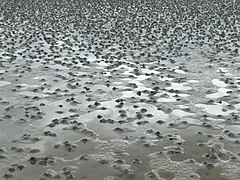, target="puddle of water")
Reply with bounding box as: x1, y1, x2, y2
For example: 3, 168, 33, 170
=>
159, 76, 174, 81
206, 88, 232, 99
0, 81, 10, 87
174, 69, 187, 74
212, 79, 228, 88
166, 83, 192, 91
195, 102, 236, 116
187, 80, 199, 83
